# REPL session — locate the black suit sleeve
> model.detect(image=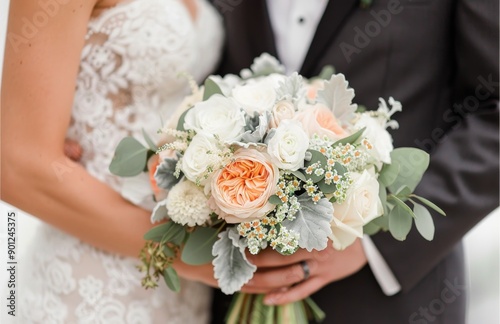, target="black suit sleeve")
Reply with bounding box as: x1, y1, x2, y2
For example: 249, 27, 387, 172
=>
371, 0, 499, 292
